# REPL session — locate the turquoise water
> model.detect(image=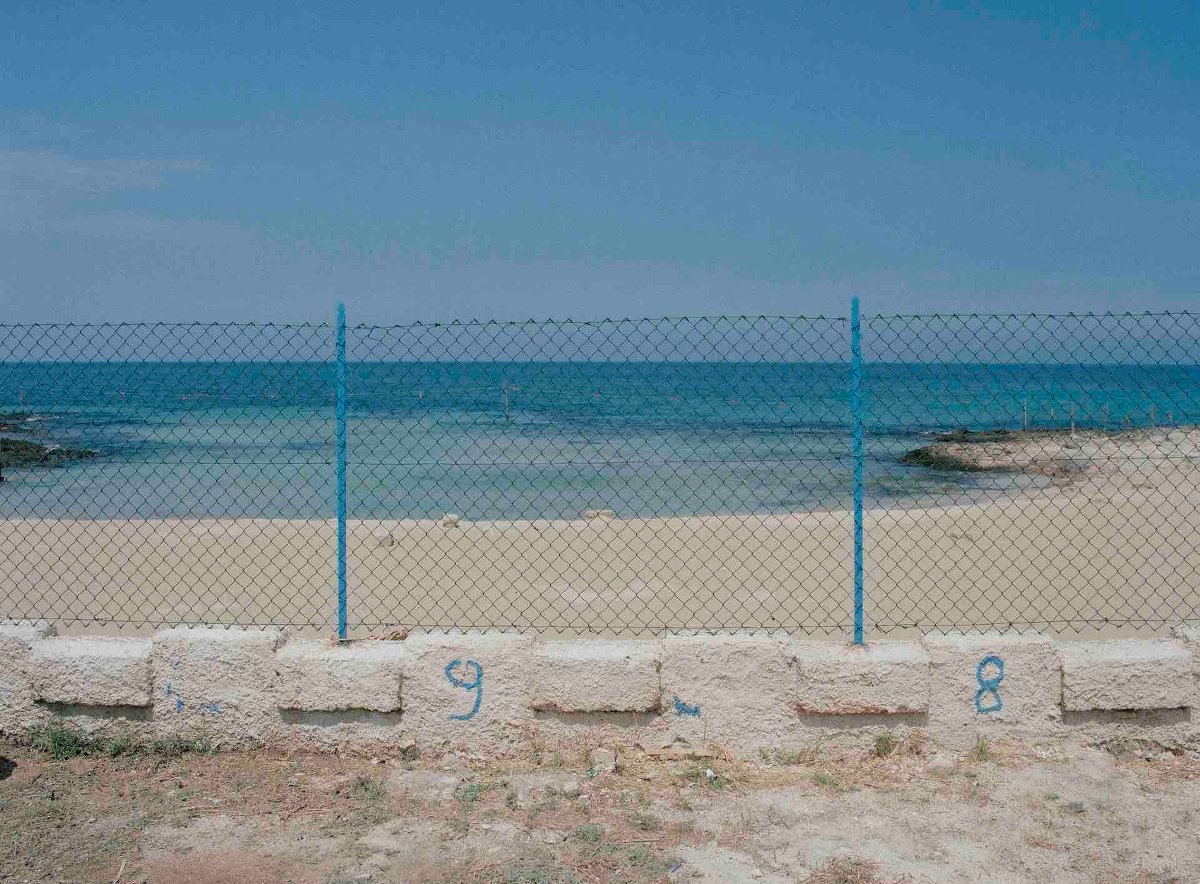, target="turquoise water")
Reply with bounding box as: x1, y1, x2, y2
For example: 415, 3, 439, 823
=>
0, 361, 1196, 519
